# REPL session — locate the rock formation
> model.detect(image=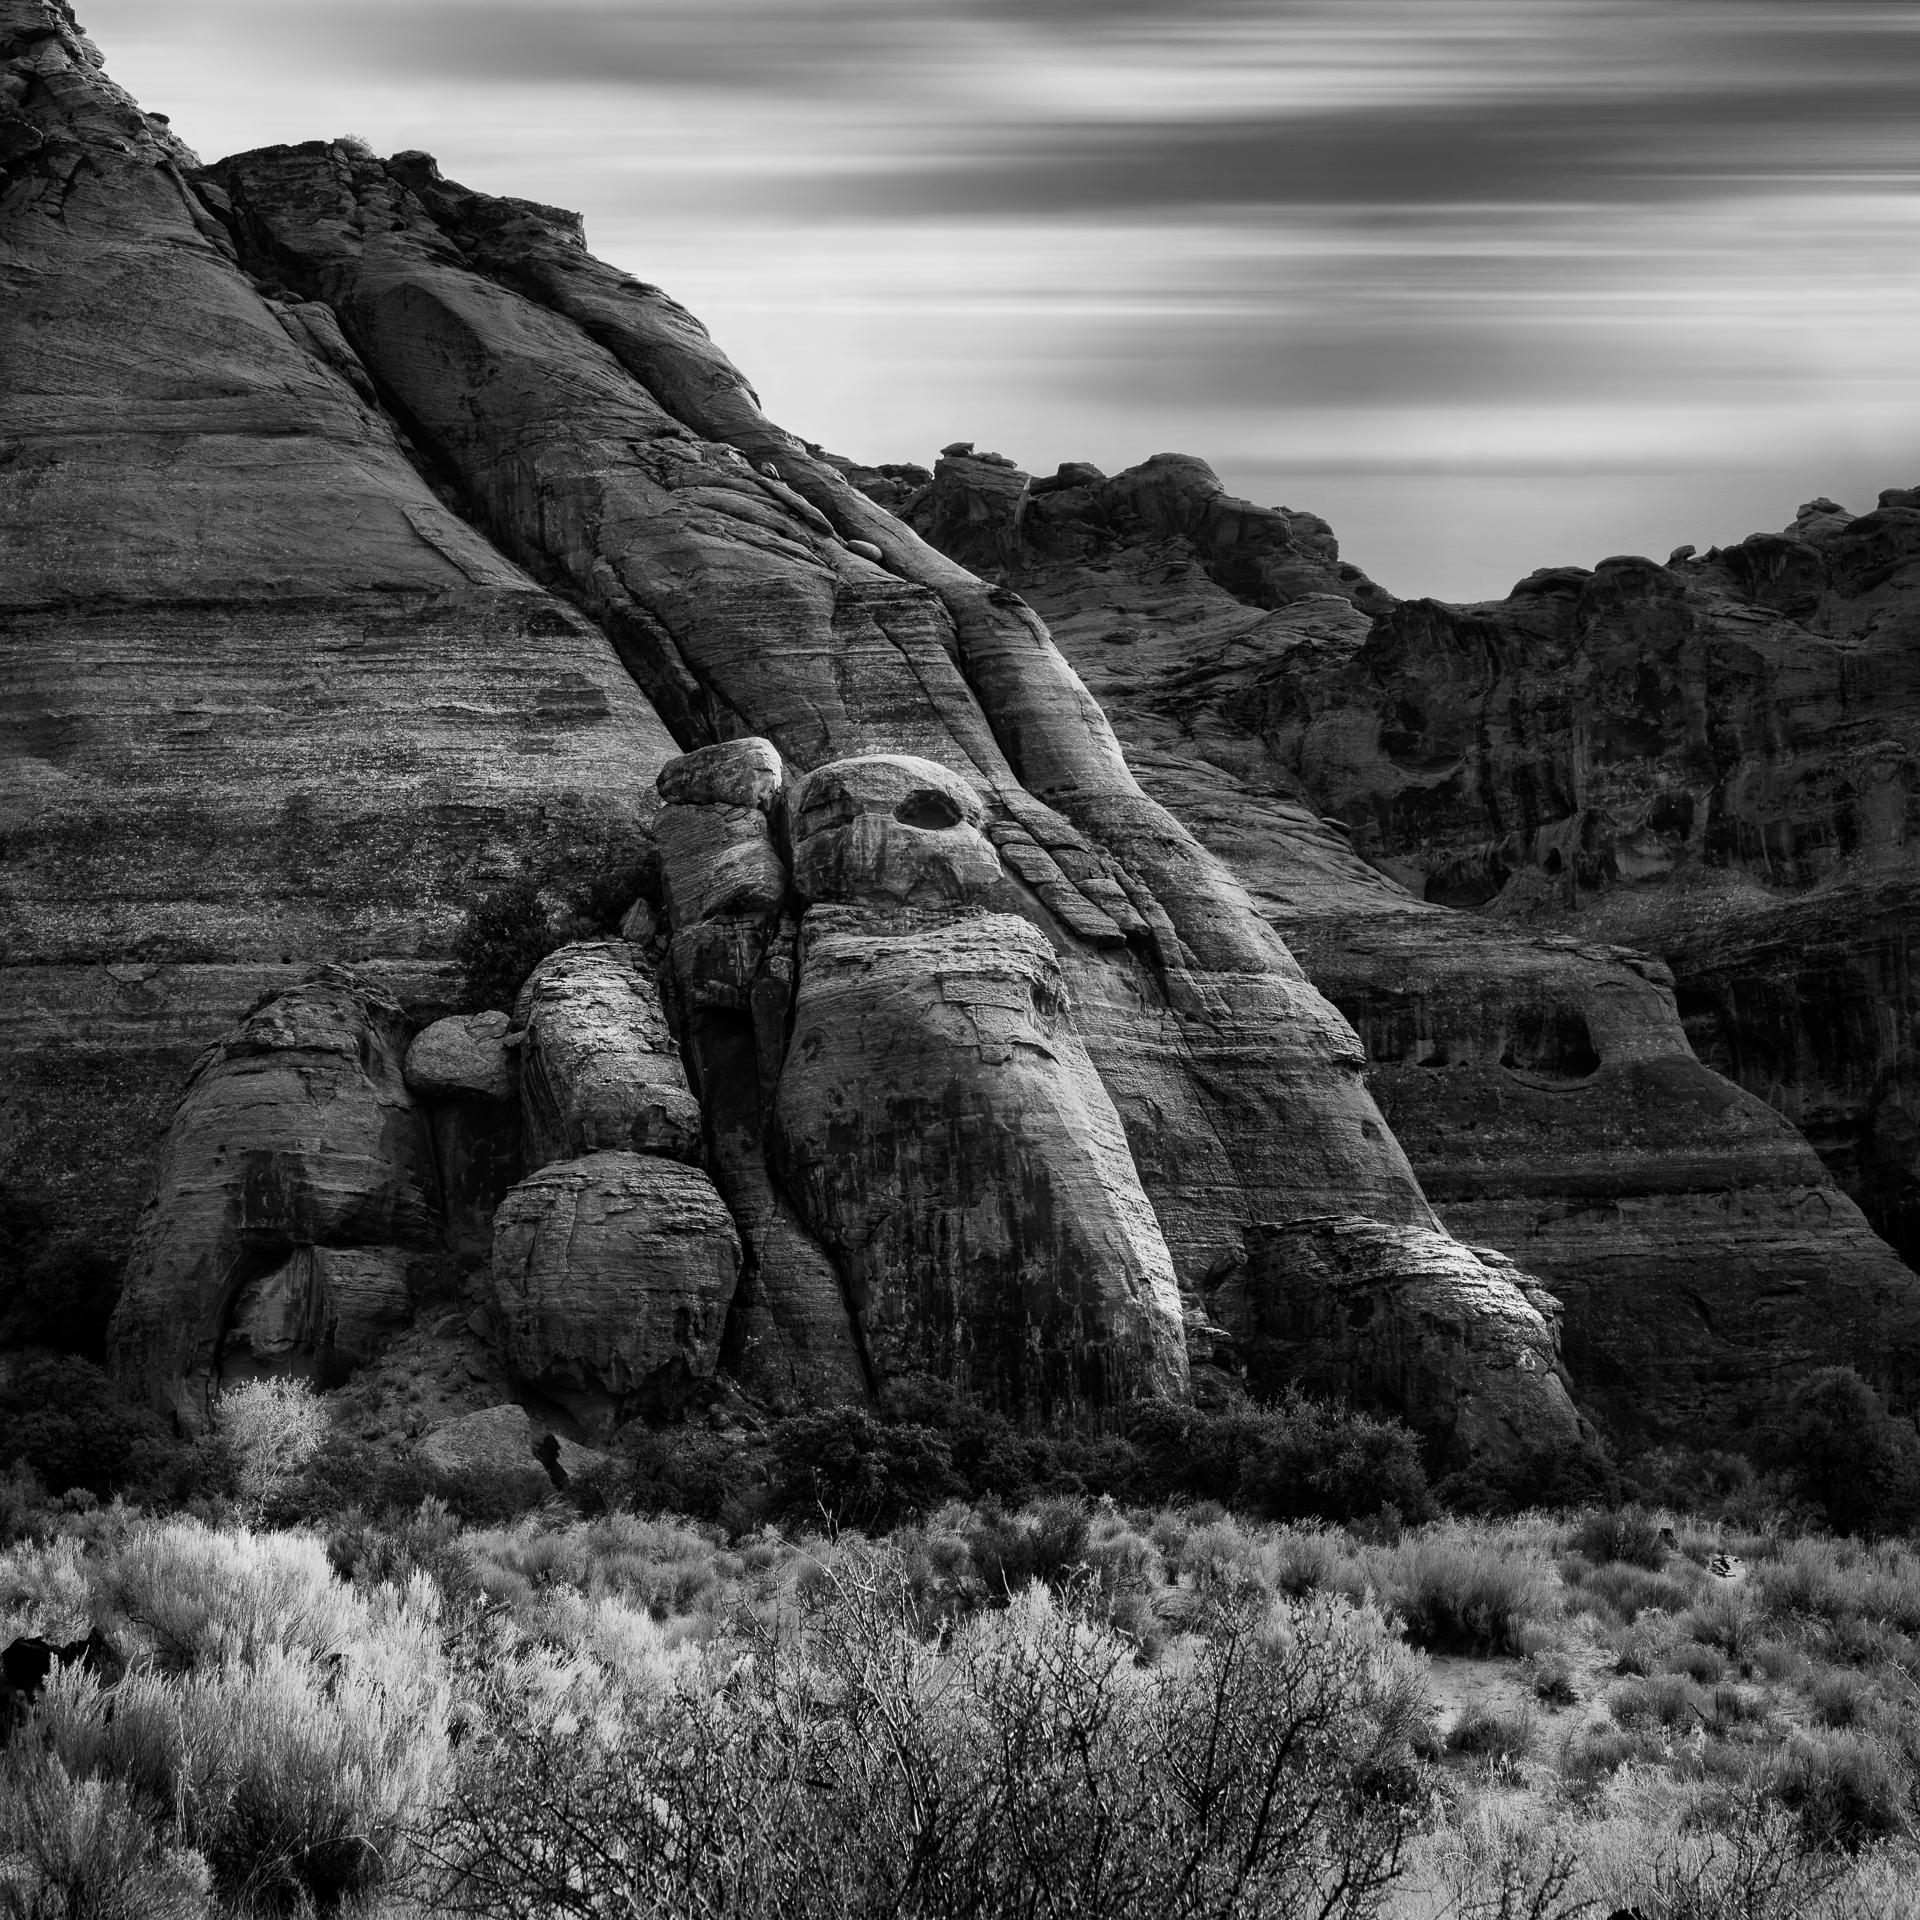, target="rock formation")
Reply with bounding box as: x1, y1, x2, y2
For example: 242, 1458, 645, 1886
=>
20, 0, 1913, 1464
490, 1152, 740, 1427
0, 0, 675, 1286
109, 970, 436, 1423
892, 449, 1920, 1444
